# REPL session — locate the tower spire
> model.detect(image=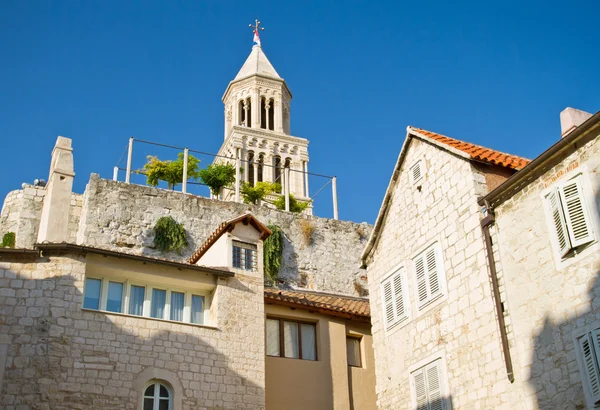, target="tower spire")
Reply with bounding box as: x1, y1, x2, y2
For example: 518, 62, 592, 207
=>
249, 19, 264, 47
